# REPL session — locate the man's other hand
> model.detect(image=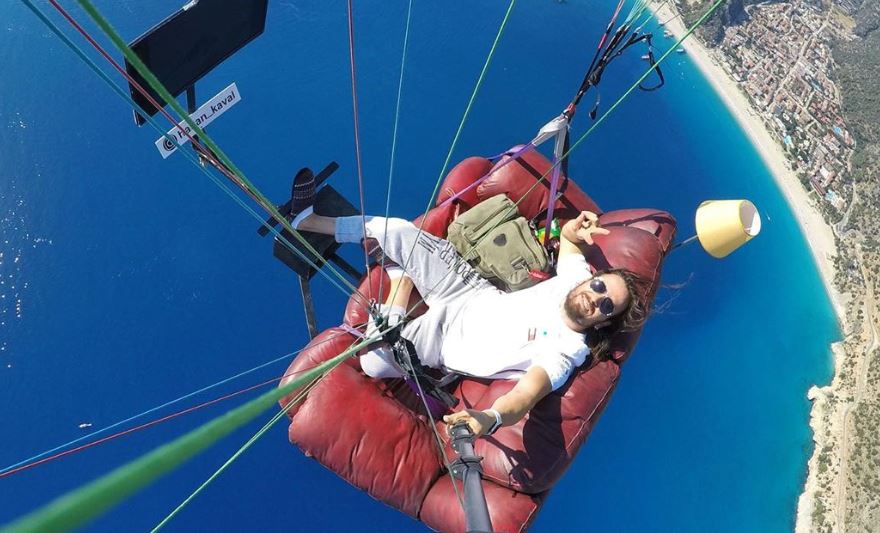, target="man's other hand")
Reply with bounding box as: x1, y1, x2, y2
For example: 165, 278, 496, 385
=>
443, 409, 495, 437
562, 210, 609, 245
